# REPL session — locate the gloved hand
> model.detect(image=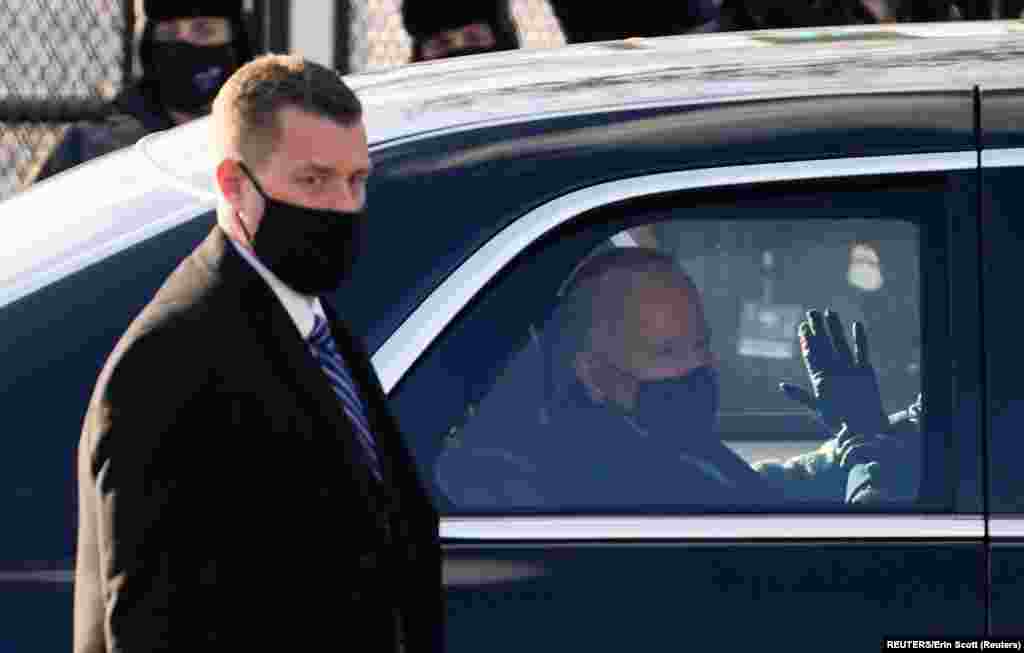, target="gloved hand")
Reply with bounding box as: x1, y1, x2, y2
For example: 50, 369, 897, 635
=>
844, 450, 921, 505
839, 397, 924, 503
780, 309, 889, 439
845, 461, 889, 504
834, 423, 915, 470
